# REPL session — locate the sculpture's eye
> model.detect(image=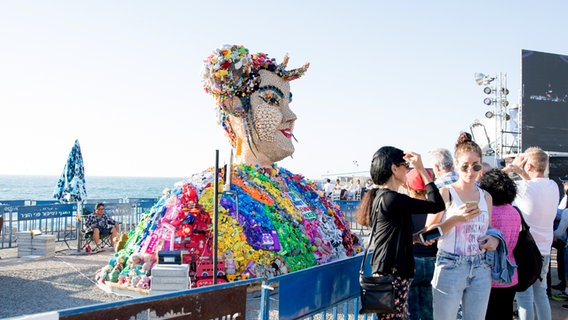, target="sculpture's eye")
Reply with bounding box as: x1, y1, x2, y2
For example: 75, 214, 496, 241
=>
259, 90, 281, 107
